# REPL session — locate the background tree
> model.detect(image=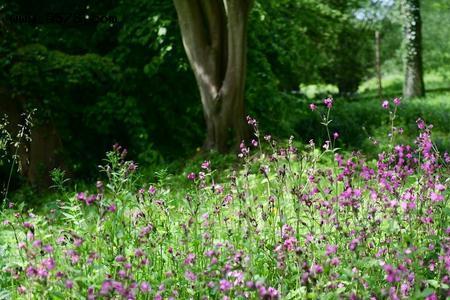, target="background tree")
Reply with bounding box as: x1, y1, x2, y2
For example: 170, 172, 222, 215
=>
245, 0, 342, 135
401, 0, 425, 98
320, 20, 374, 96
319, 0, 375, 96
172, 0, 254, 152
422, 0, 450, 80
